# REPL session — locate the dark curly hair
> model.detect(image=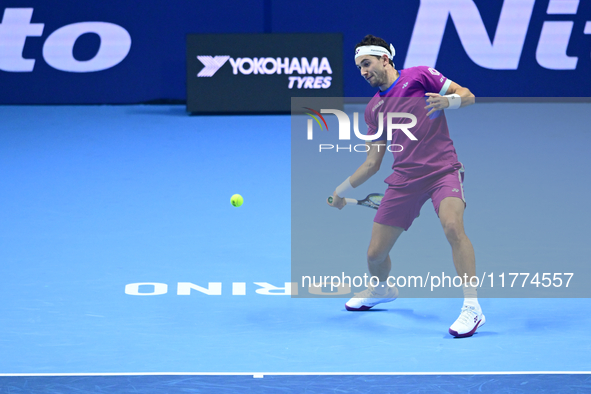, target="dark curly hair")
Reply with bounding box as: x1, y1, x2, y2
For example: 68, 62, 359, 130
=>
355, 35, 394, 67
